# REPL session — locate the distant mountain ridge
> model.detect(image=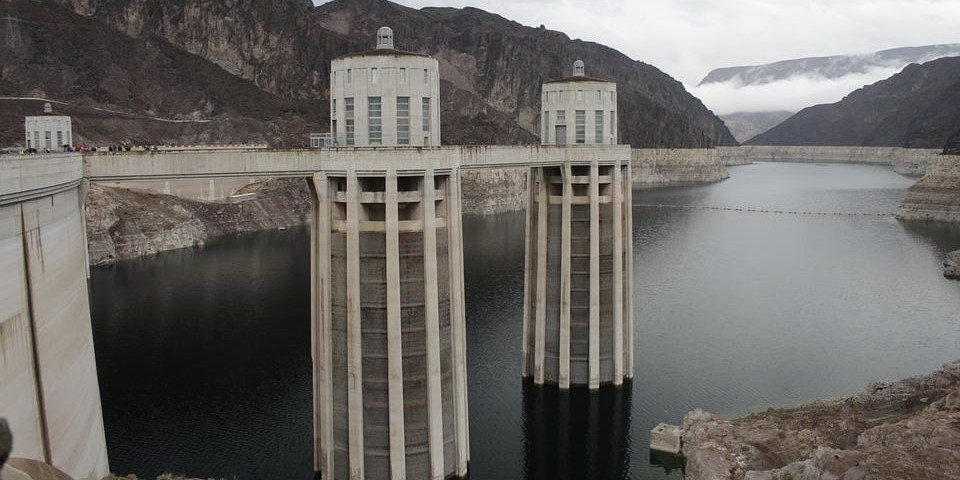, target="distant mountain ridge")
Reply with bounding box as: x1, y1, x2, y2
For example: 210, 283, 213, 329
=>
746, 56, 960, 148
719, 111, 794, 143
3, 0, 737, 148
700, 44, 960, 86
